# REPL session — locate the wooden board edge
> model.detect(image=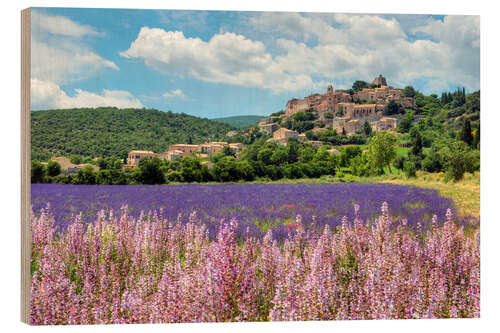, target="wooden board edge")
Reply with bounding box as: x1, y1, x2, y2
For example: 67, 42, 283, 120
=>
21, 7, 31, 325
